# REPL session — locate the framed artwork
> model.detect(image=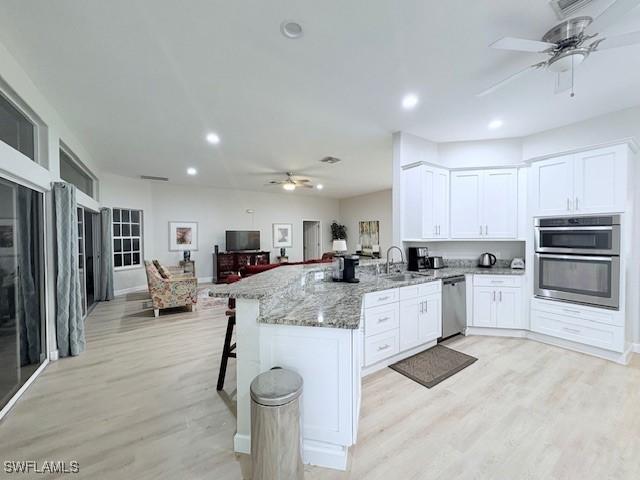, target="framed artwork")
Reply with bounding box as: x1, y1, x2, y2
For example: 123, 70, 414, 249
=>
169, 221, 199, 251
359, 220, 380, 249
273, 223, 293, 248
0, 219, 16, 256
